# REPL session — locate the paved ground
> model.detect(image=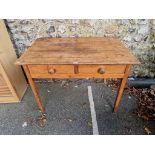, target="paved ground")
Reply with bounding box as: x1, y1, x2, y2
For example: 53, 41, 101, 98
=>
0, 81, 154, 135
